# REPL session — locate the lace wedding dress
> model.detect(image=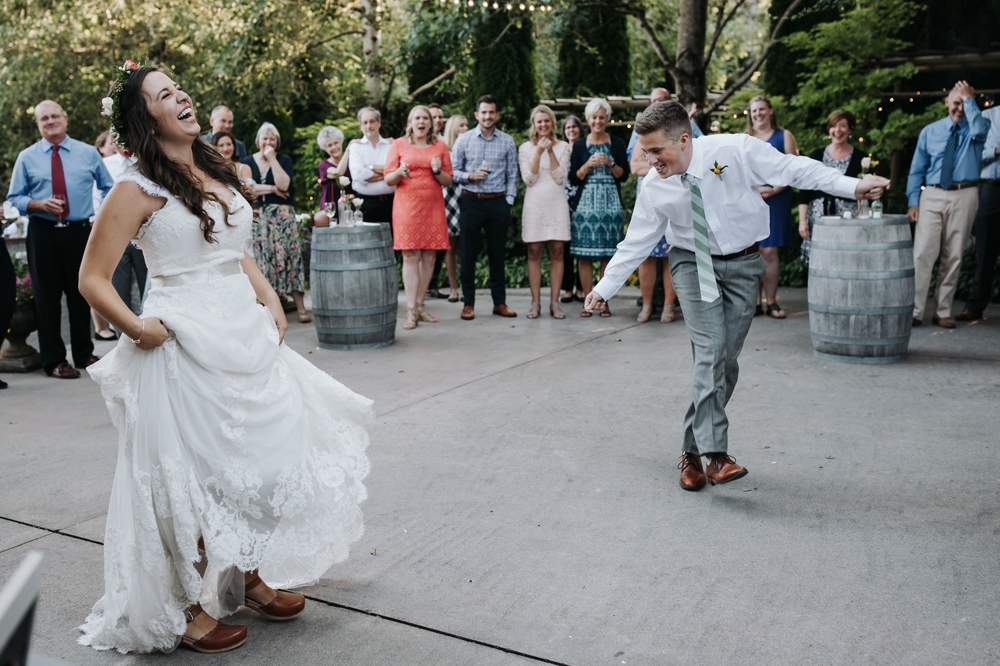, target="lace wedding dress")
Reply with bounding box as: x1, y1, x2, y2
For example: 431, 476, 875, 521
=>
78, 166, 372, 654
